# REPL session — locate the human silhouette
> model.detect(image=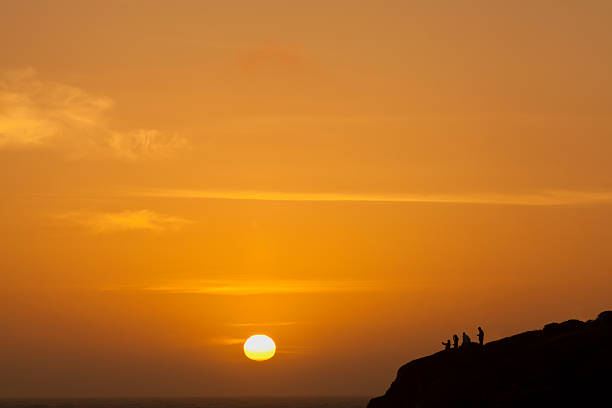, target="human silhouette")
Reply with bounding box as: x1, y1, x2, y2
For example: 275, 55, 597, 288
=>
442, 339, 451, 350
462, 332, 471, 346
477, 326, 484, 345
453, 334, 459, 349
